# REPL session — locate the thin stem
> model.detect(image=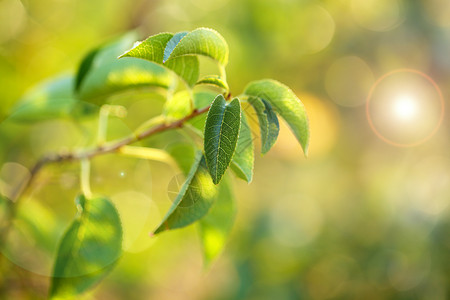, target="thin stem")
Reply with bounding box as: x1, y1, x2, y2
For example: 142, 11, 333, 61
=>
97, 105, 127, 144
80, 159, 92, 198
219, 64, 227, 82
